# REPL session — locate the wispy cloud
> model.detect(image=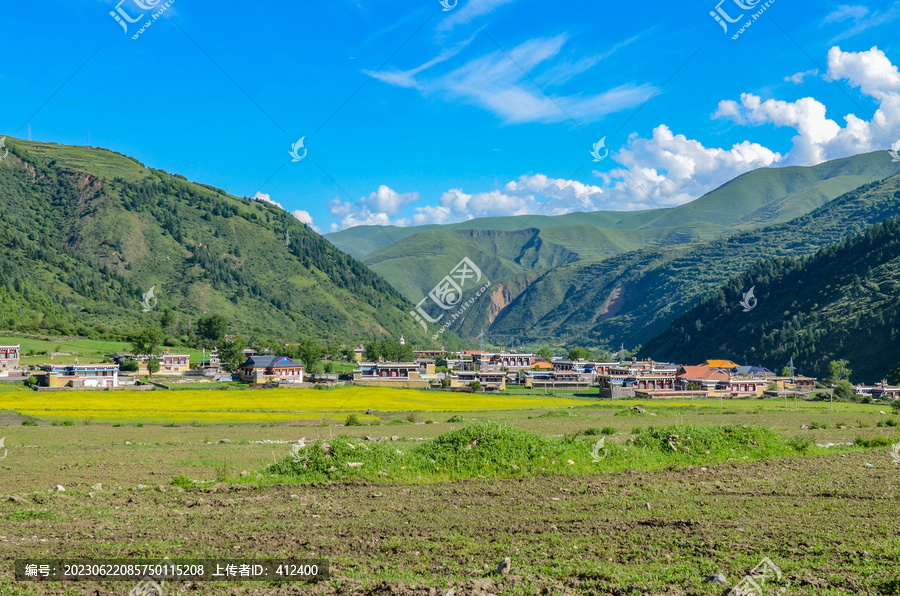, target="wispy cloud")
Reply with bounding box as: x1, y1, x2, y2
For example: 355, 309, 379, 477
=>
436, 0, 521, 35
372, 35, 657, 125
823, 2, 900, 43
